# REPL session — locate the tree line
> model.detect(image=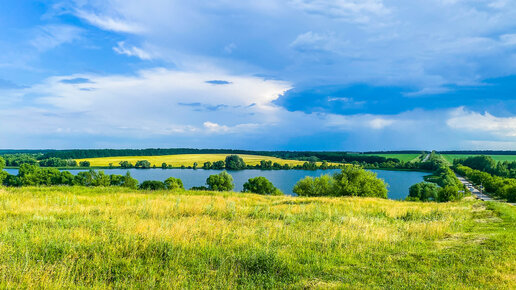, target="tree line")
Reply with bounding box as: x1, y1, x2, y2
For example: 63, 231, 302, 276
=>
454, 164, 516, 202
406, 152, 467, 202
1, 157, 385, 198
453, 155, 516, 178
